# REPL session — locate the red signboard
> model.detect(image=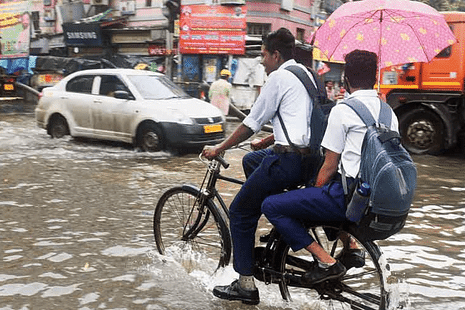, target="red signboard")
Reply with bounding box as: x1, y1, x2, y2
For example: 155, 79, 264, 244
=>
179, 5, 247, 55
149, 45, 170, 55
